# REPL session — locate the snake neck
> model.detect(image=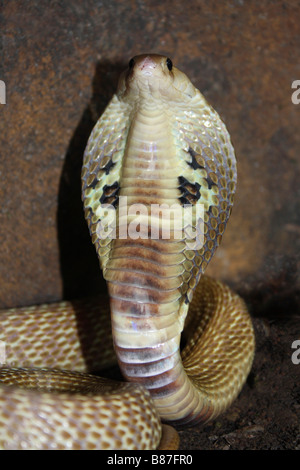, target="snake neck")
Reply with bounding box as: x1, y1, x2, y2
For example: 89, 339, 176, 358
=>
81, 57, 253, 427
104, 105, 207, 425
